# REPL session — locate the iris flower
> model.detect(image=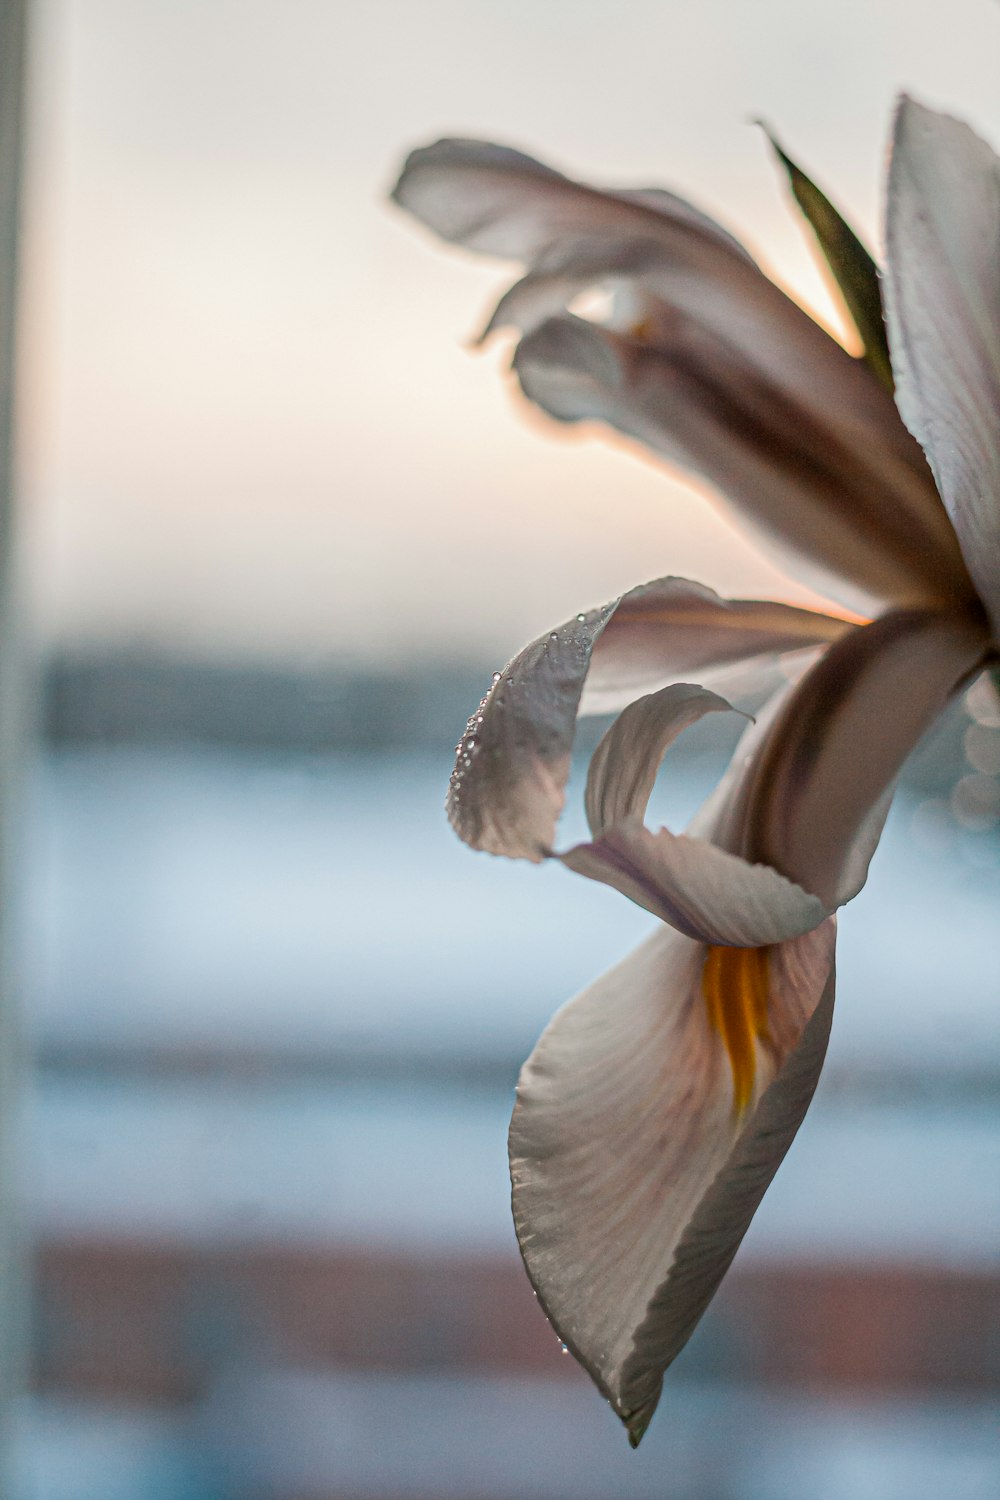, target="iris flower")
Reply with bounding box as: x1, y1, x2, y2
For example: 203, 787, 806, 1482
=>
390, 99, 999, 1444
